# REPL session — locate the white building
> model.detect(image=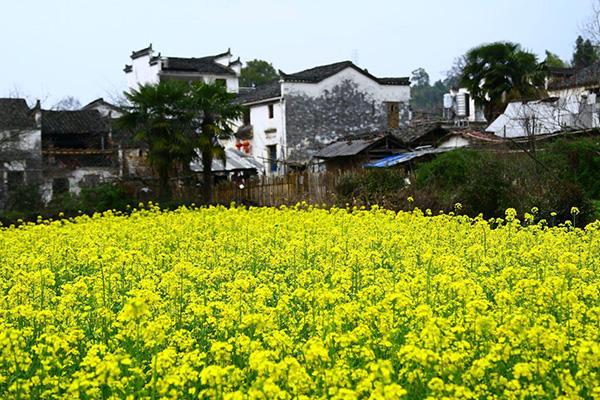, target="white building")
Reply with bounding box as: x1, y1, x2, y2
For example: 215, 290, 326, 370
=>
124, 44, 241, 93
235, 61, 411, 175
486, 64, 600, 138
